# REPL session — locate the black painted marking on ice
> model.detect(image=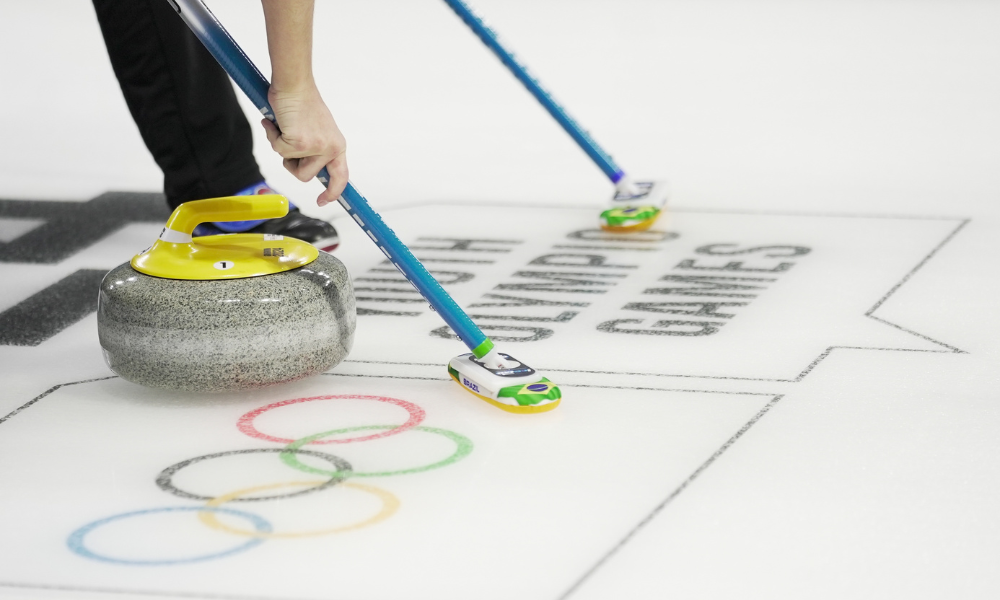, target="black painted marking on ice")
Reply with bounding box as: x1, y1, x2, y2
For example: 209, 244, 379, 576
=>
863, 219, 970, 353
341, 358, 786, 382
323, 372, 445, 382
529, 254, 638, 269
0, 192, 169, 264
397, 257, 496, 264
568, 383, 777, 397
597, 318, 725, 336
470, 293, 590, 308
643, 274, 775, 298
324, 371, 774, 397
156, 449, 352, 502
495, 271, 626, 294
0, 269, 107, 346
558, 394, 785, 600
468, 311, 579, 323
355, 296, 427, 303
357, 307, 421, 317
539, 365, 788, 382
676, 258, 793, 272
355, 275, 417, 283
408, 237, 520, 253
0, 376, 117, 427
567, 229, 677, 243
790, 345, 954, 382
623, 301, 745, 318
867, 316, 964, 353
359, 269, 474, 285
355, 287, 422, 296
344, 359, 443, 366
431, 324, 553, 342
771, 219, 970, 379
552, 244, 660, 252
694, 244, 811, 258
